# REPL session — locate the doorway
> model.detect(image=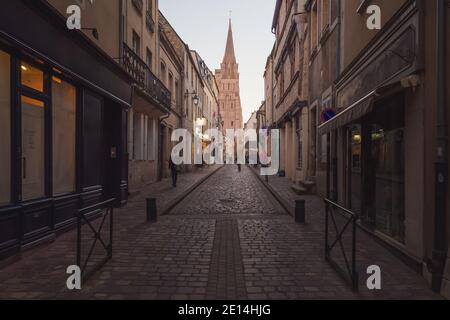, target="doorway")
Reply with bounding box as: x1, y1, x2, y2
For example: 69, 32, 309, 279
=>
345, 93, 406, 243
